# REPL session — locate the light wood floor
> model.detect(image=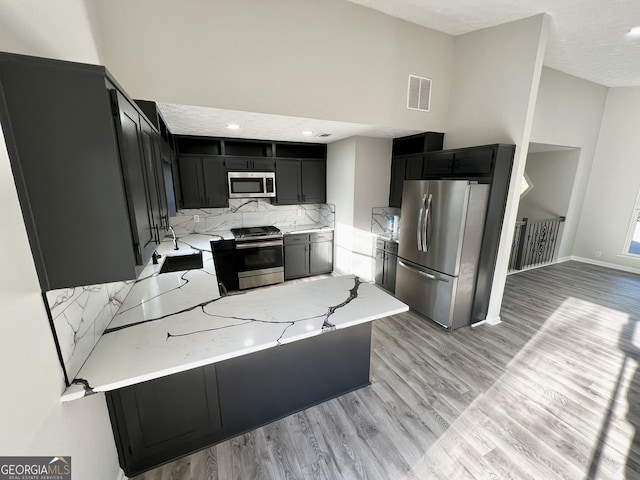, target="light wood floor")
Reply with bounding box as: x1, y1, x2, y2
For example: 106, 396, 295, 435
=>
132, 261, 640, 479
